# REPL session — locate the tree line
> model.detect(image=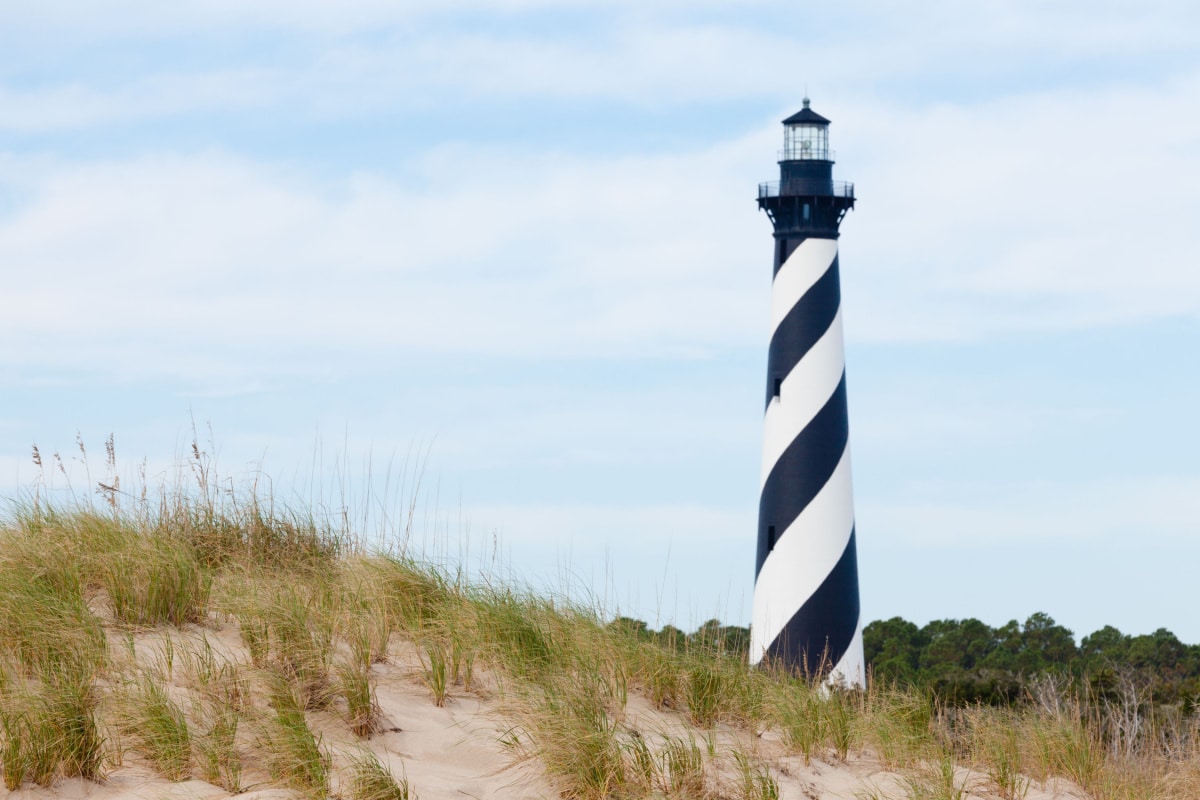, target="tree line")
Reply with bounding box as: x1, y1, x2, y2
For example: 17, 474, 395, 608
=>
864, 613, 1200, 709
612, 613, 1200, 712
